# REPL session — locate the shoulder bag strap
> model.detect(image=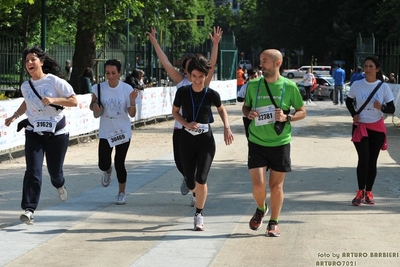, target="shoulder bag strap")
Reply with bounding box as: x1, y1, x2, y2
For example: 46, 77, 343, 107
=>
356, 81, 383, 115
263, 79, 278, 108
97, 83, 102, 107
28, 79, 64, 111
263, 78, 289, 114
